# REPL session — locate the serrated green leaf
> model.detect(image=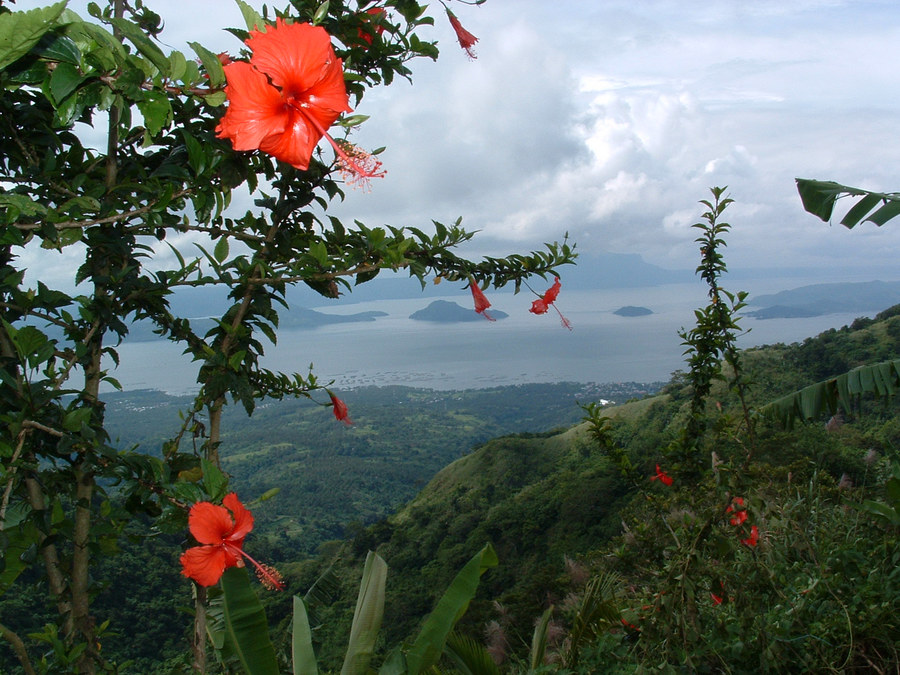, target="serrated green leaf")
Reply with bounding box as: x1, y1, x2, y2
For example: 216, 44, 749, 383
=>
189, 41, 225, 88
0, 1, 67, 72
35, 32, 81, 65
0, 193, 47, 219
110, 17, 170, 75
203, 90, 227, 106
235, 0, 265, 32
137, 89, 172, 137
49, 61, 84, 104
169, 49, 187, 81
214, 236, 229, 263
201, 458, 229, 501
